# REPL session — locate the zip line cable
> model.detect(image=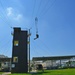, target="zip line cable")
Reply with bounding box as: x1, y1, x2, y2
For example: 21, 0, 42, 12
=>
32, 42, 41, 56
31, 42, 42, 57
31, 0, 36, 24
32, 40, 51, 56
0, 37, 11, 50
38, 0, 50, 17
31, 0, 36, 18
0, 34, 9, 43
2, 44, 12, 57
38, 39, 52, 54
30, 0, 36, 28
35, 17, 38, 34
37, 39, 50, 53
0, 16, 12, 28
0, 0, 12, 28
36, 0, 42, 16
0, 43, 11, 56
39, 0, 56, 18
0, 38, 11, 54
31, 41, 43, 56
37, 42, 51, 56
3, 42, 12, 56
1, 42, 11, 55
